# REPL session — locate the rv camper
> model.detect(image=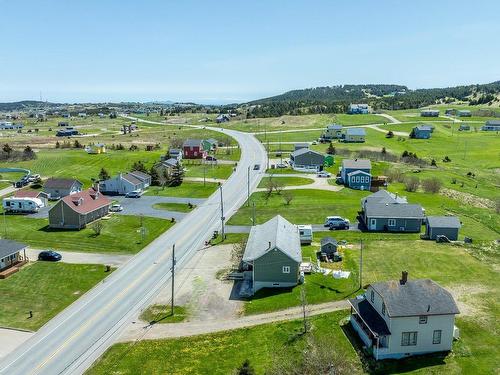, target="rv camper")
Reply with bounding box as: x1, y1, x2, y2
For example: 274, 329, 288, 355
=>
3, 197, 44, 213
